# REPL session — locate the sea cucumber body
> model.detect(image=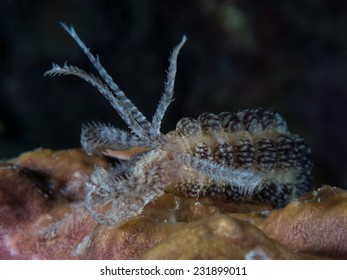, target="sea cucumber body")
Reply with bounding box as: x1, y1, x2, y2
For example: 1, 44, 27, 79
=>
164, 108, 313, 207
47, 26, 314, 225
